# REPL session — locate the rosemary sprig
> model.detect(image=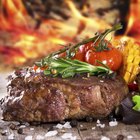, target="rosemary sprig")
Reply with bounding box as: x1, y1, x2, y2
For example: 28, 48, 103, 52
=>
43, 58, 113, 78
35, 23, 122, 78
